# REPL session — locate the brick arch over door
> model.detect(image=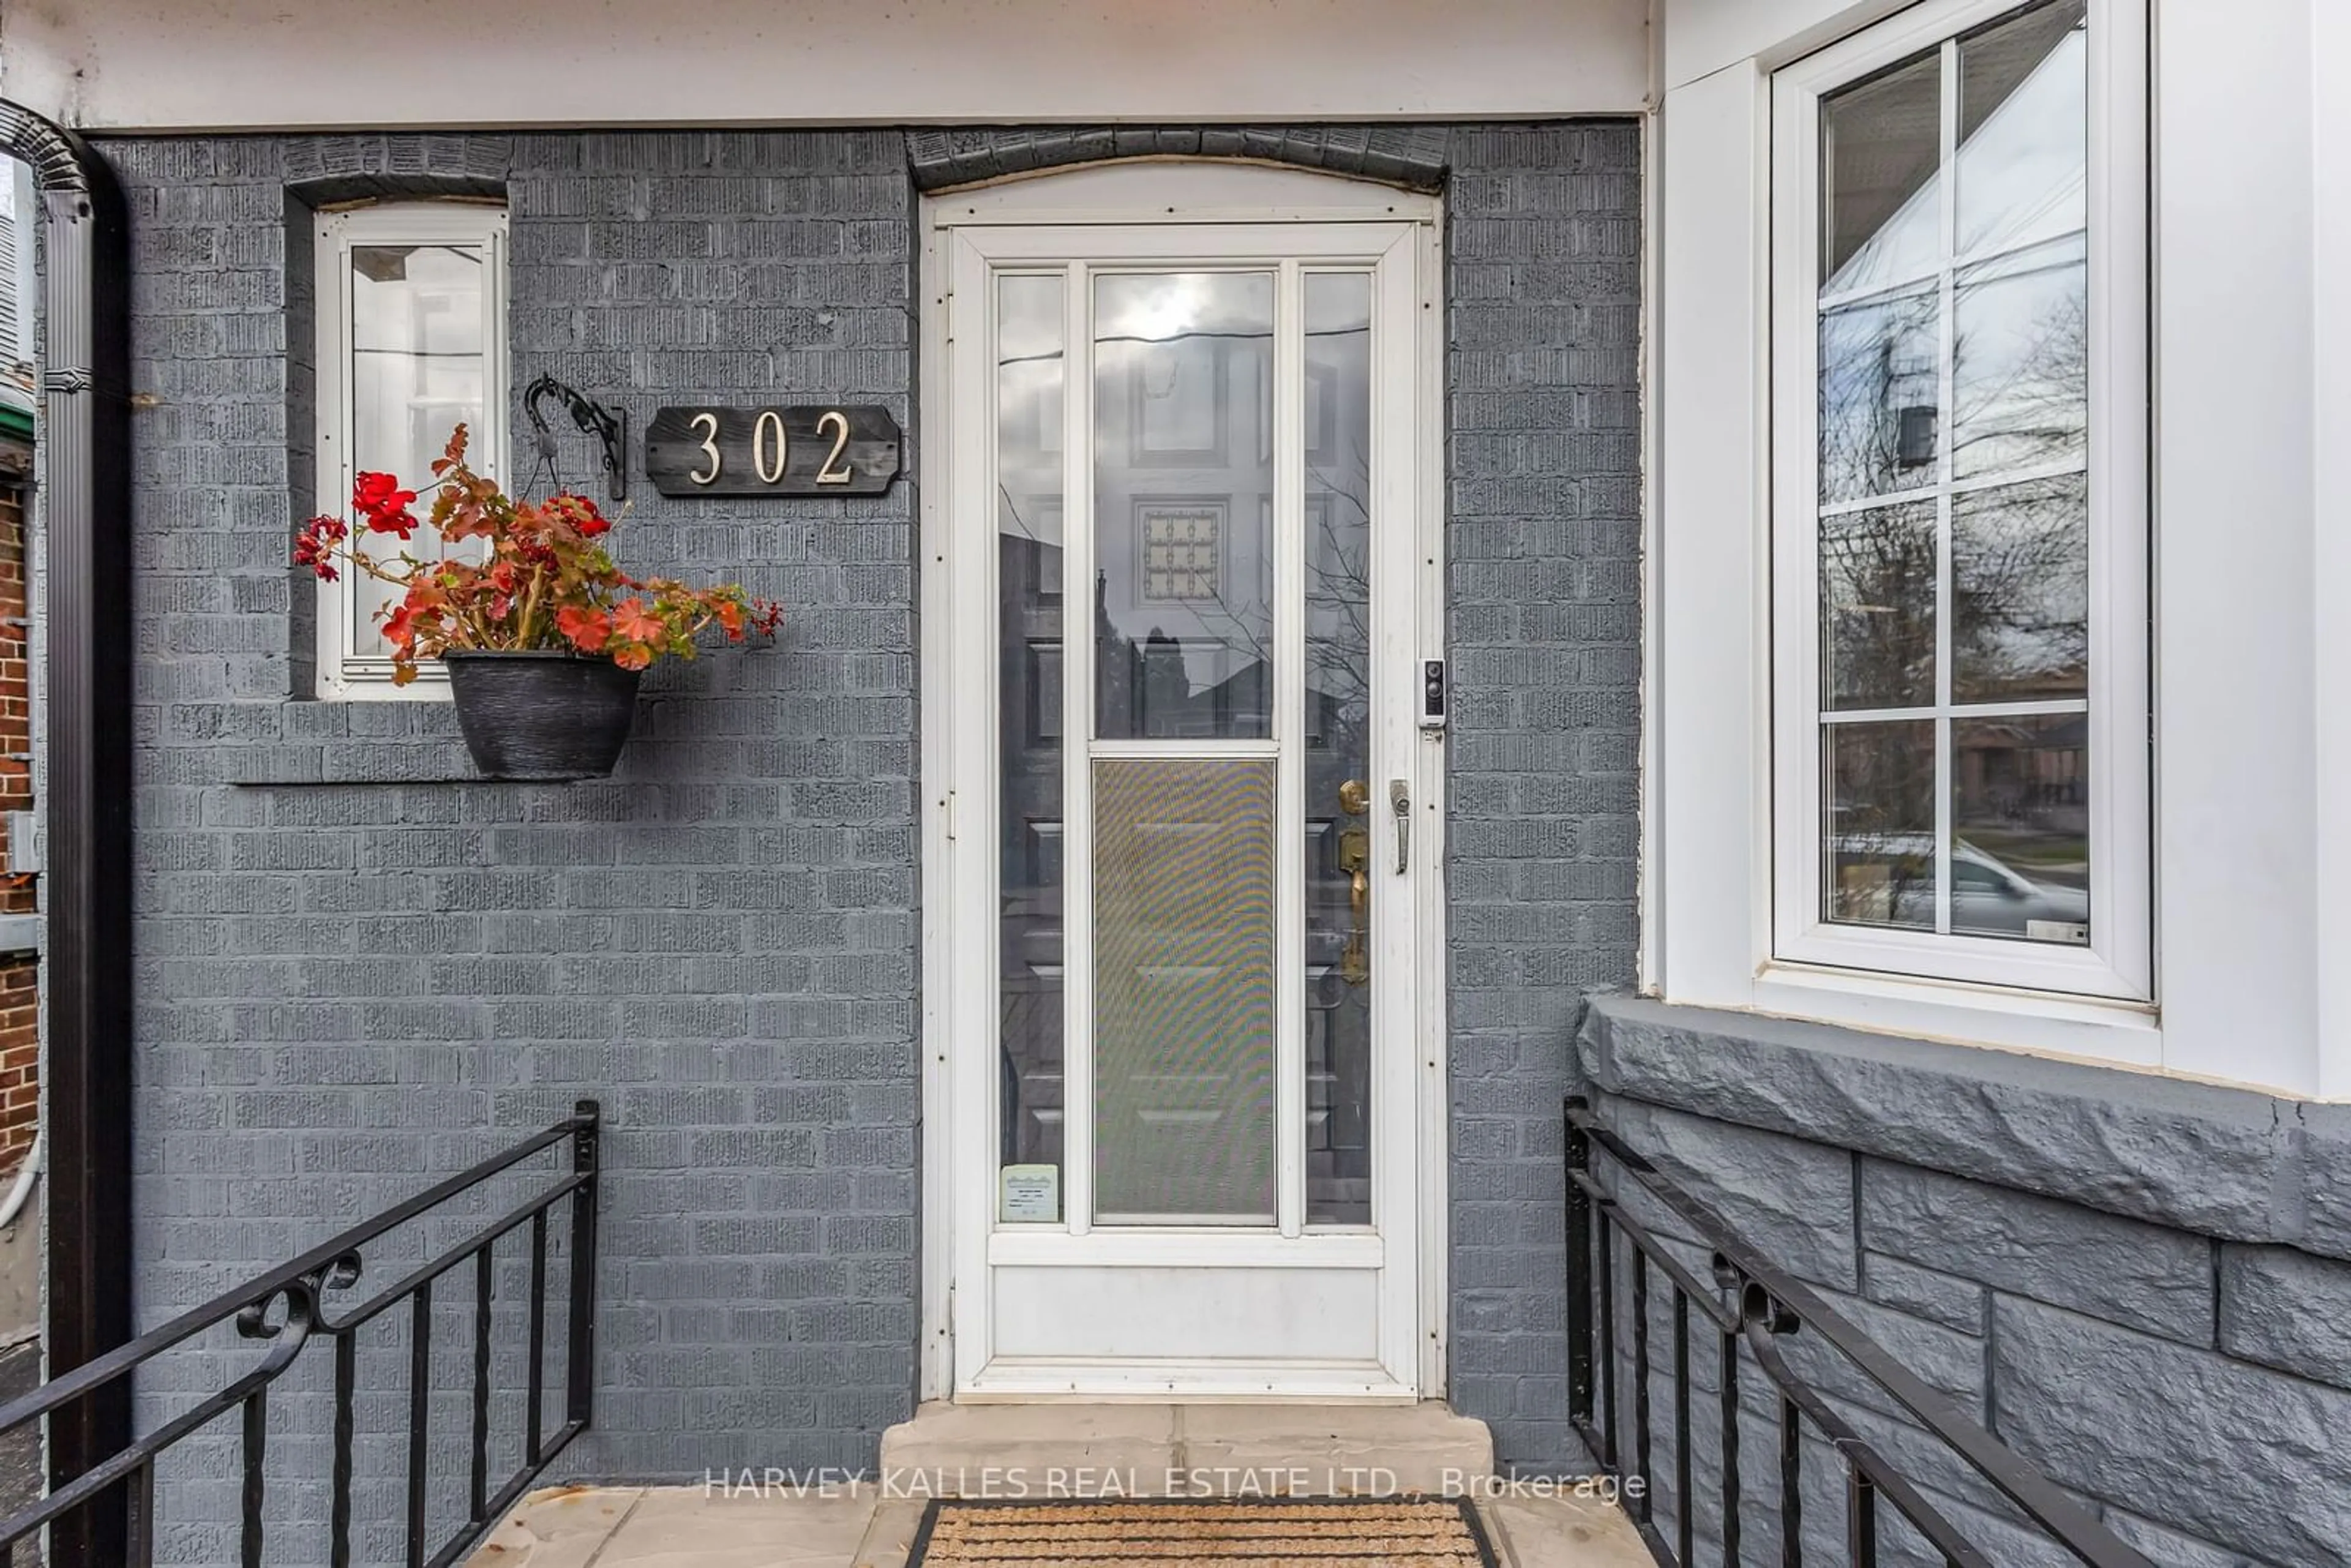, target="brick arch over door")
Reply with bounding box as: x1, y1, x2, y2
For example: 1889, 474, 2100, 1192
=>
906, 126, 1449, 193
